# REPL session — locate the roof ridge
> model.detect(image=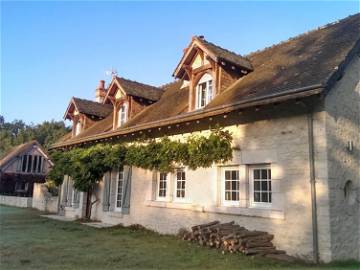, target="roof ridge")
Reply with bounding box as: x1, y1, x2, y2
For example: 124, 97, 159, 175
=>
245, 13, 360, 58
159, 80, 181, 89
